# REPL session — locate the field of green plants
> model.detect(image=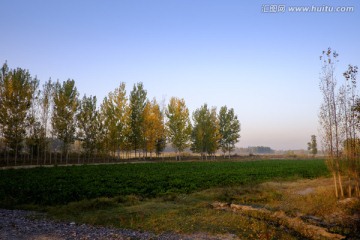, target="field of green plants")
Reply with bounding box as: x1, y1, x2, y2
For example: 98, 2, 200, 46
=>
0, 159, 328, 207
